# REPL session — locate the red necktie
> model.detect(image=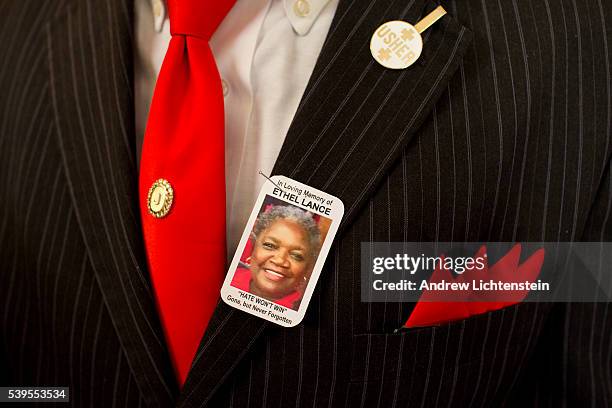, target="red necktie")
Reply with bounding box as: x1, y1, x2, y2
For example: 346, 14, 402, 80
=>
139, 0, 235, 386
